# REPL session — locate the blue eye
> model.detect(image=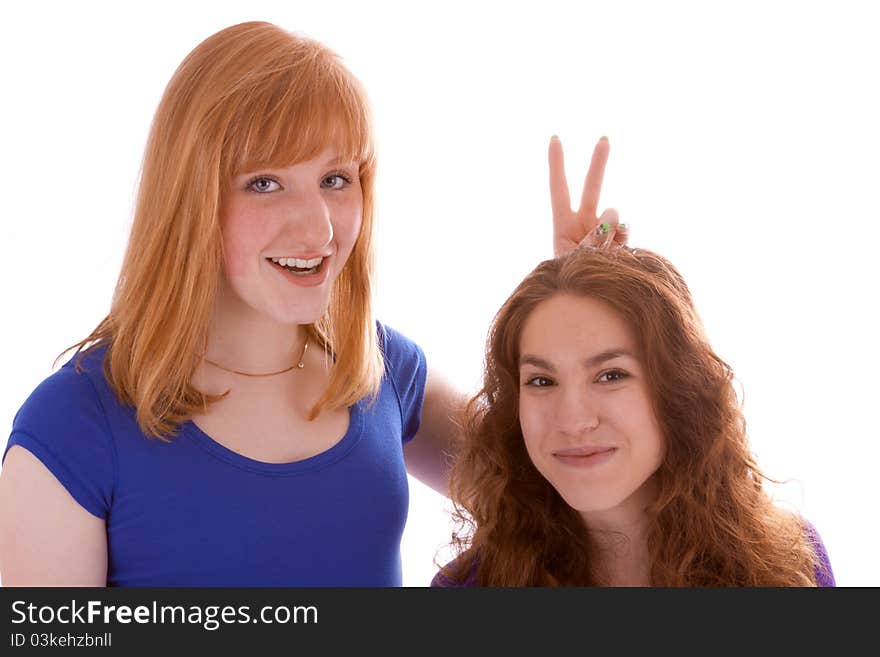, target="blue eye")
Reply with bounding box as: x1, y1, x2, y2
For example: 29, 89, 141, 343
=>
321, 173, 353, 190
597, 369, 629, 383
524, 376, 554, 388
247, 176, 281, 193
